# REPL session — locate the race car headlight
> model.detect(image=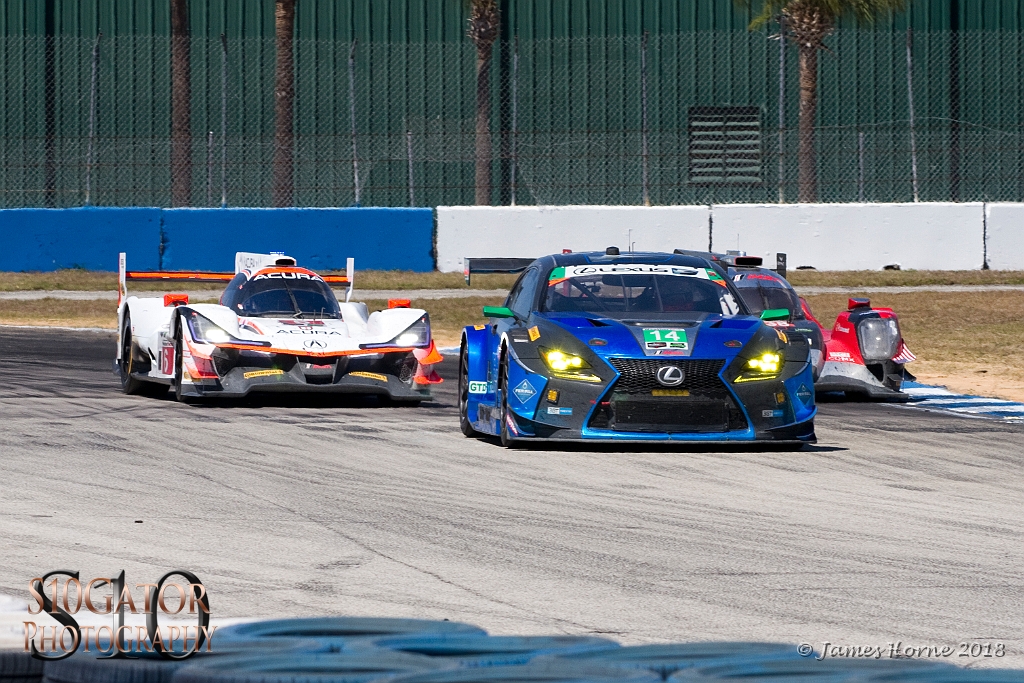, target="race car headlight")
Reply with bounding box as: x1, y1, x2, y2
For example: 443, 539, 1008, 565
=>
857, 317, 900, 362
185, 311, 250, 346
362, 314, 431, 349
734, 352, 782, 383
539, 347, 602, 382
